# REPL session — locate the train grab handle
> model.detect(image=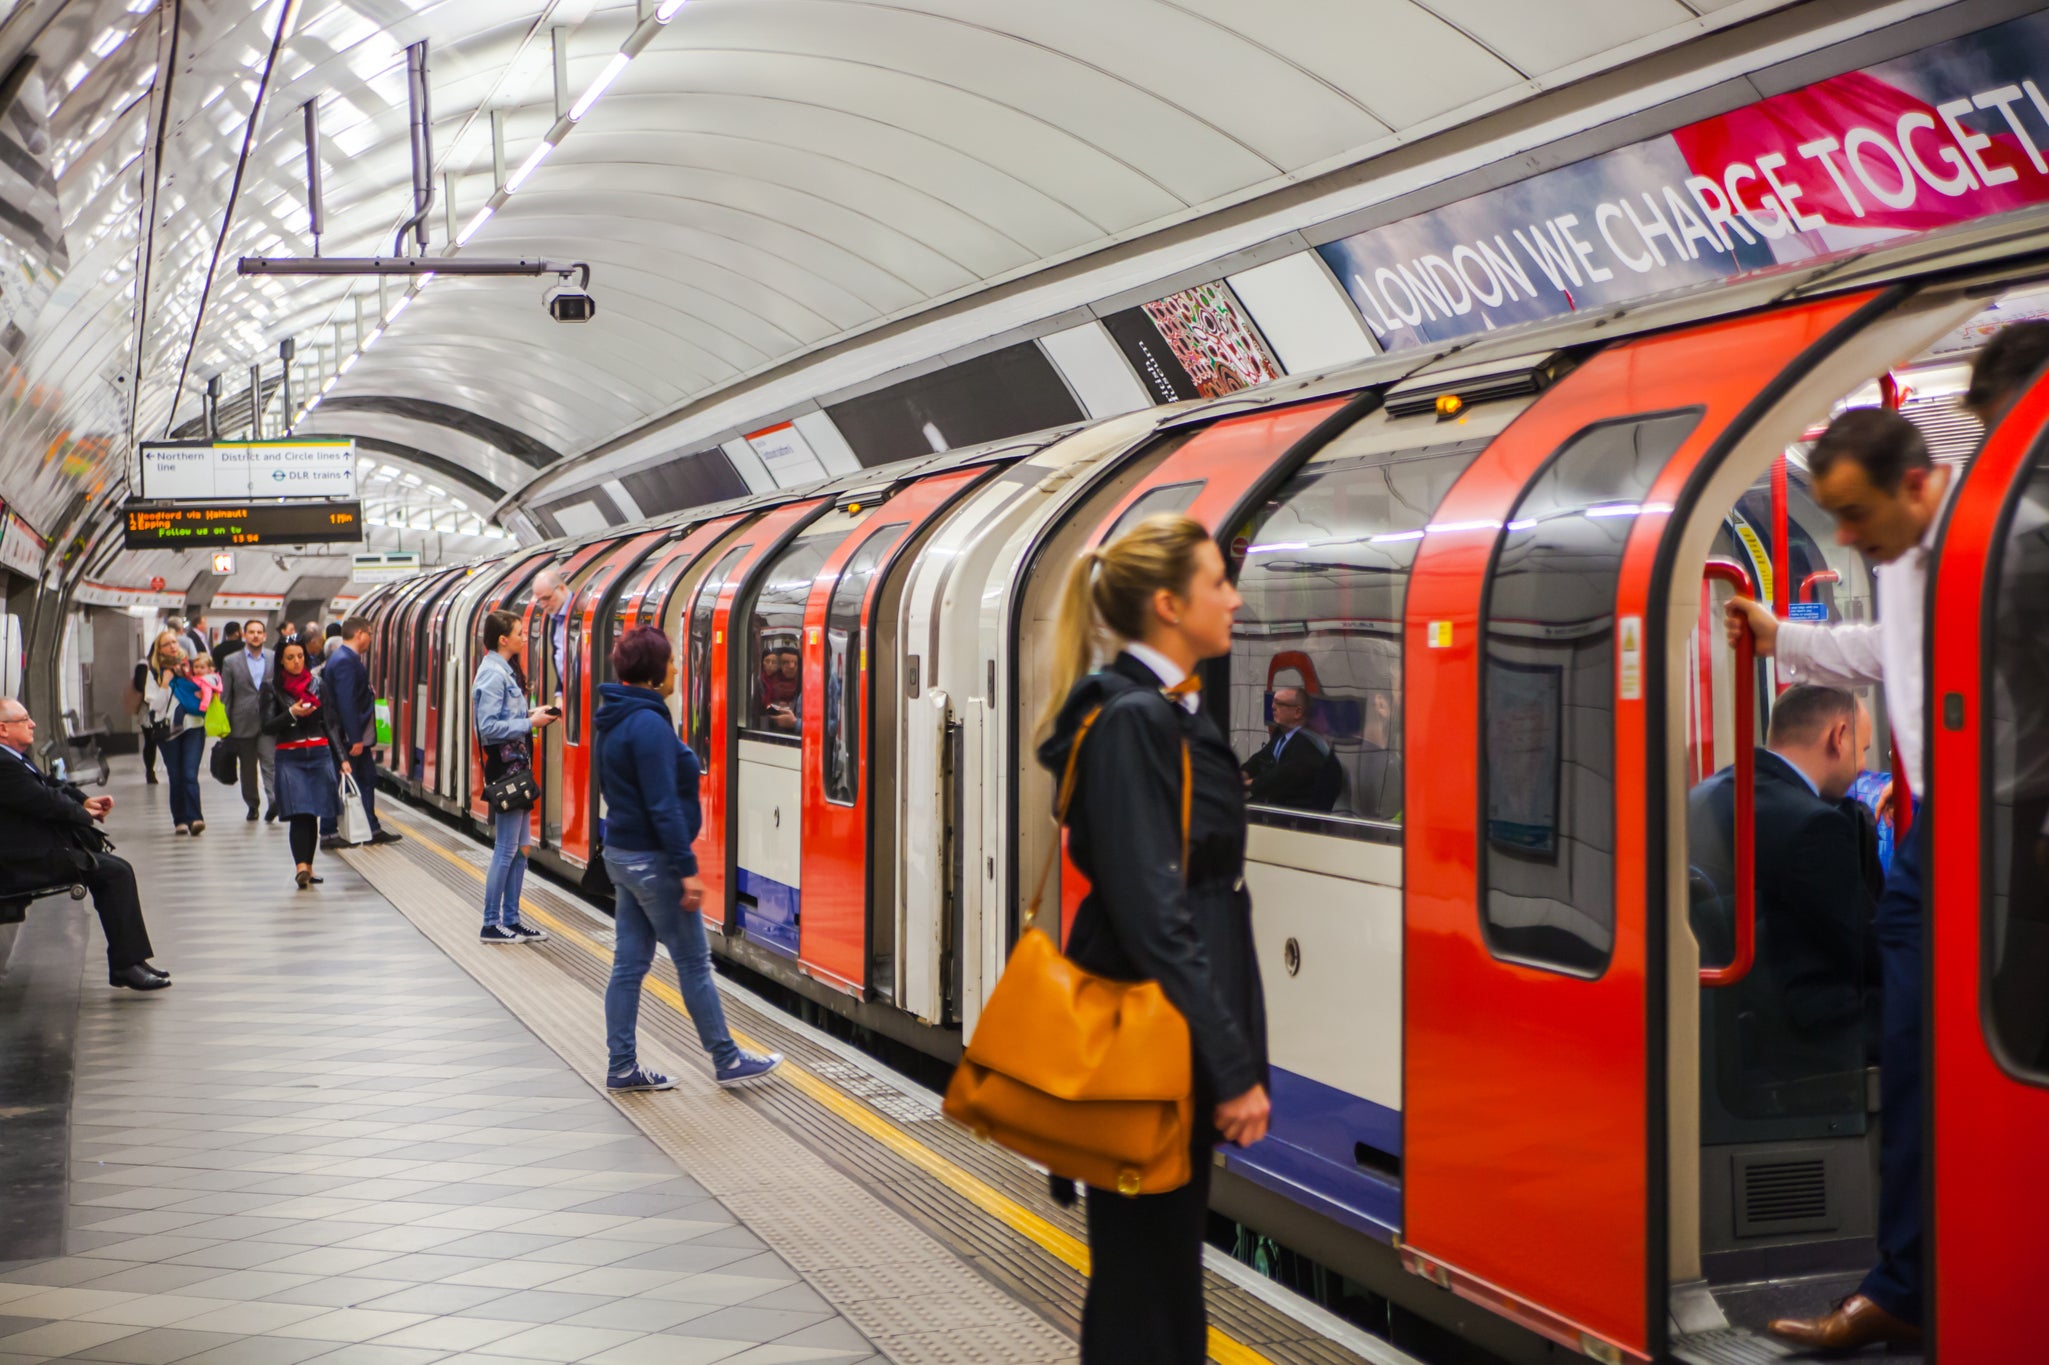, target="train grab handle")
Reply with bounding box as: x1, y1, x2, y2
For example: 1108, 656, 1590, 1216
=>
1701, 559, 1756, 989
